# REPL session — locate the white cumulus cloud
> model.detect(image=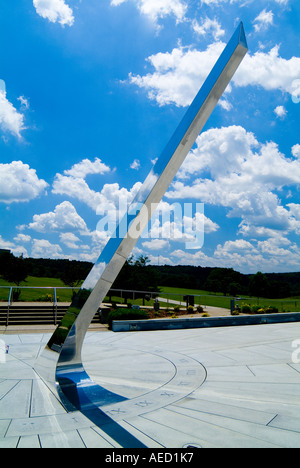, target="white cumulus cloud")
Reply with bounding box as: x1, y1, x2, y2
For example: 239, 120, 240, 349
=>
170, 233, 300, 273
28, 201, 89, 233
33, 0, 74, 26
274, 105, 287, 118
59, 232, 81, 249
292, 144, 300, 159
130, 159, 141, 170
111, 0, 187, 24
0, 161, 48, 204
129, 42, 300, 107
142, 239, 170, 250
31, 239, 64, 259
253, 9, 274, 32
192, 17, 225, 40
129, 42, 225, 107
64, 158, 111, 178
167, 126, 300, 238
52, 157, 142, 213
0, 89, 26, 138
